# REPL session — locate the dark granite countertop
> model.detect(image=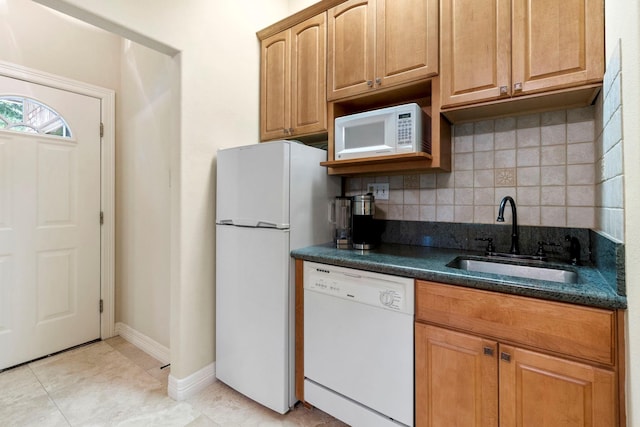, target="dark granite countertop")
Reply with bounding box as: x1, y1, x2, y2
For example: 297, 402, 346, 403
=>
291, 243, 627, 310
